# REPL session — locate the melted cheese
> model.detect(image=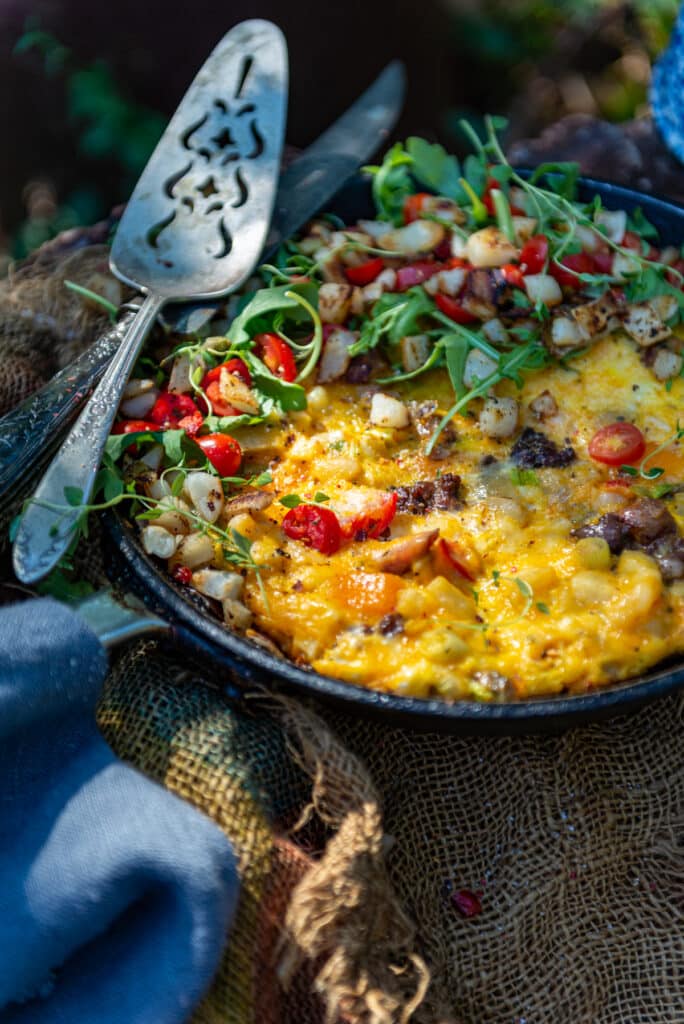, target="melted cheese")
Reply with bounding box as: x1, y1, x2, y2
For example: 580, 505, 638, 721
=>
234, 332, 684, 701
